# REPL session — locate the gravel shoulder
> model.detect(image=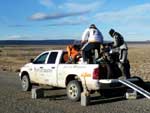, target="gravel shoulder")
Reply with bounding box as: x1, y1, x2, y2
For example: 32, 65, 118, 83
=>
0, 72, 150, 113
